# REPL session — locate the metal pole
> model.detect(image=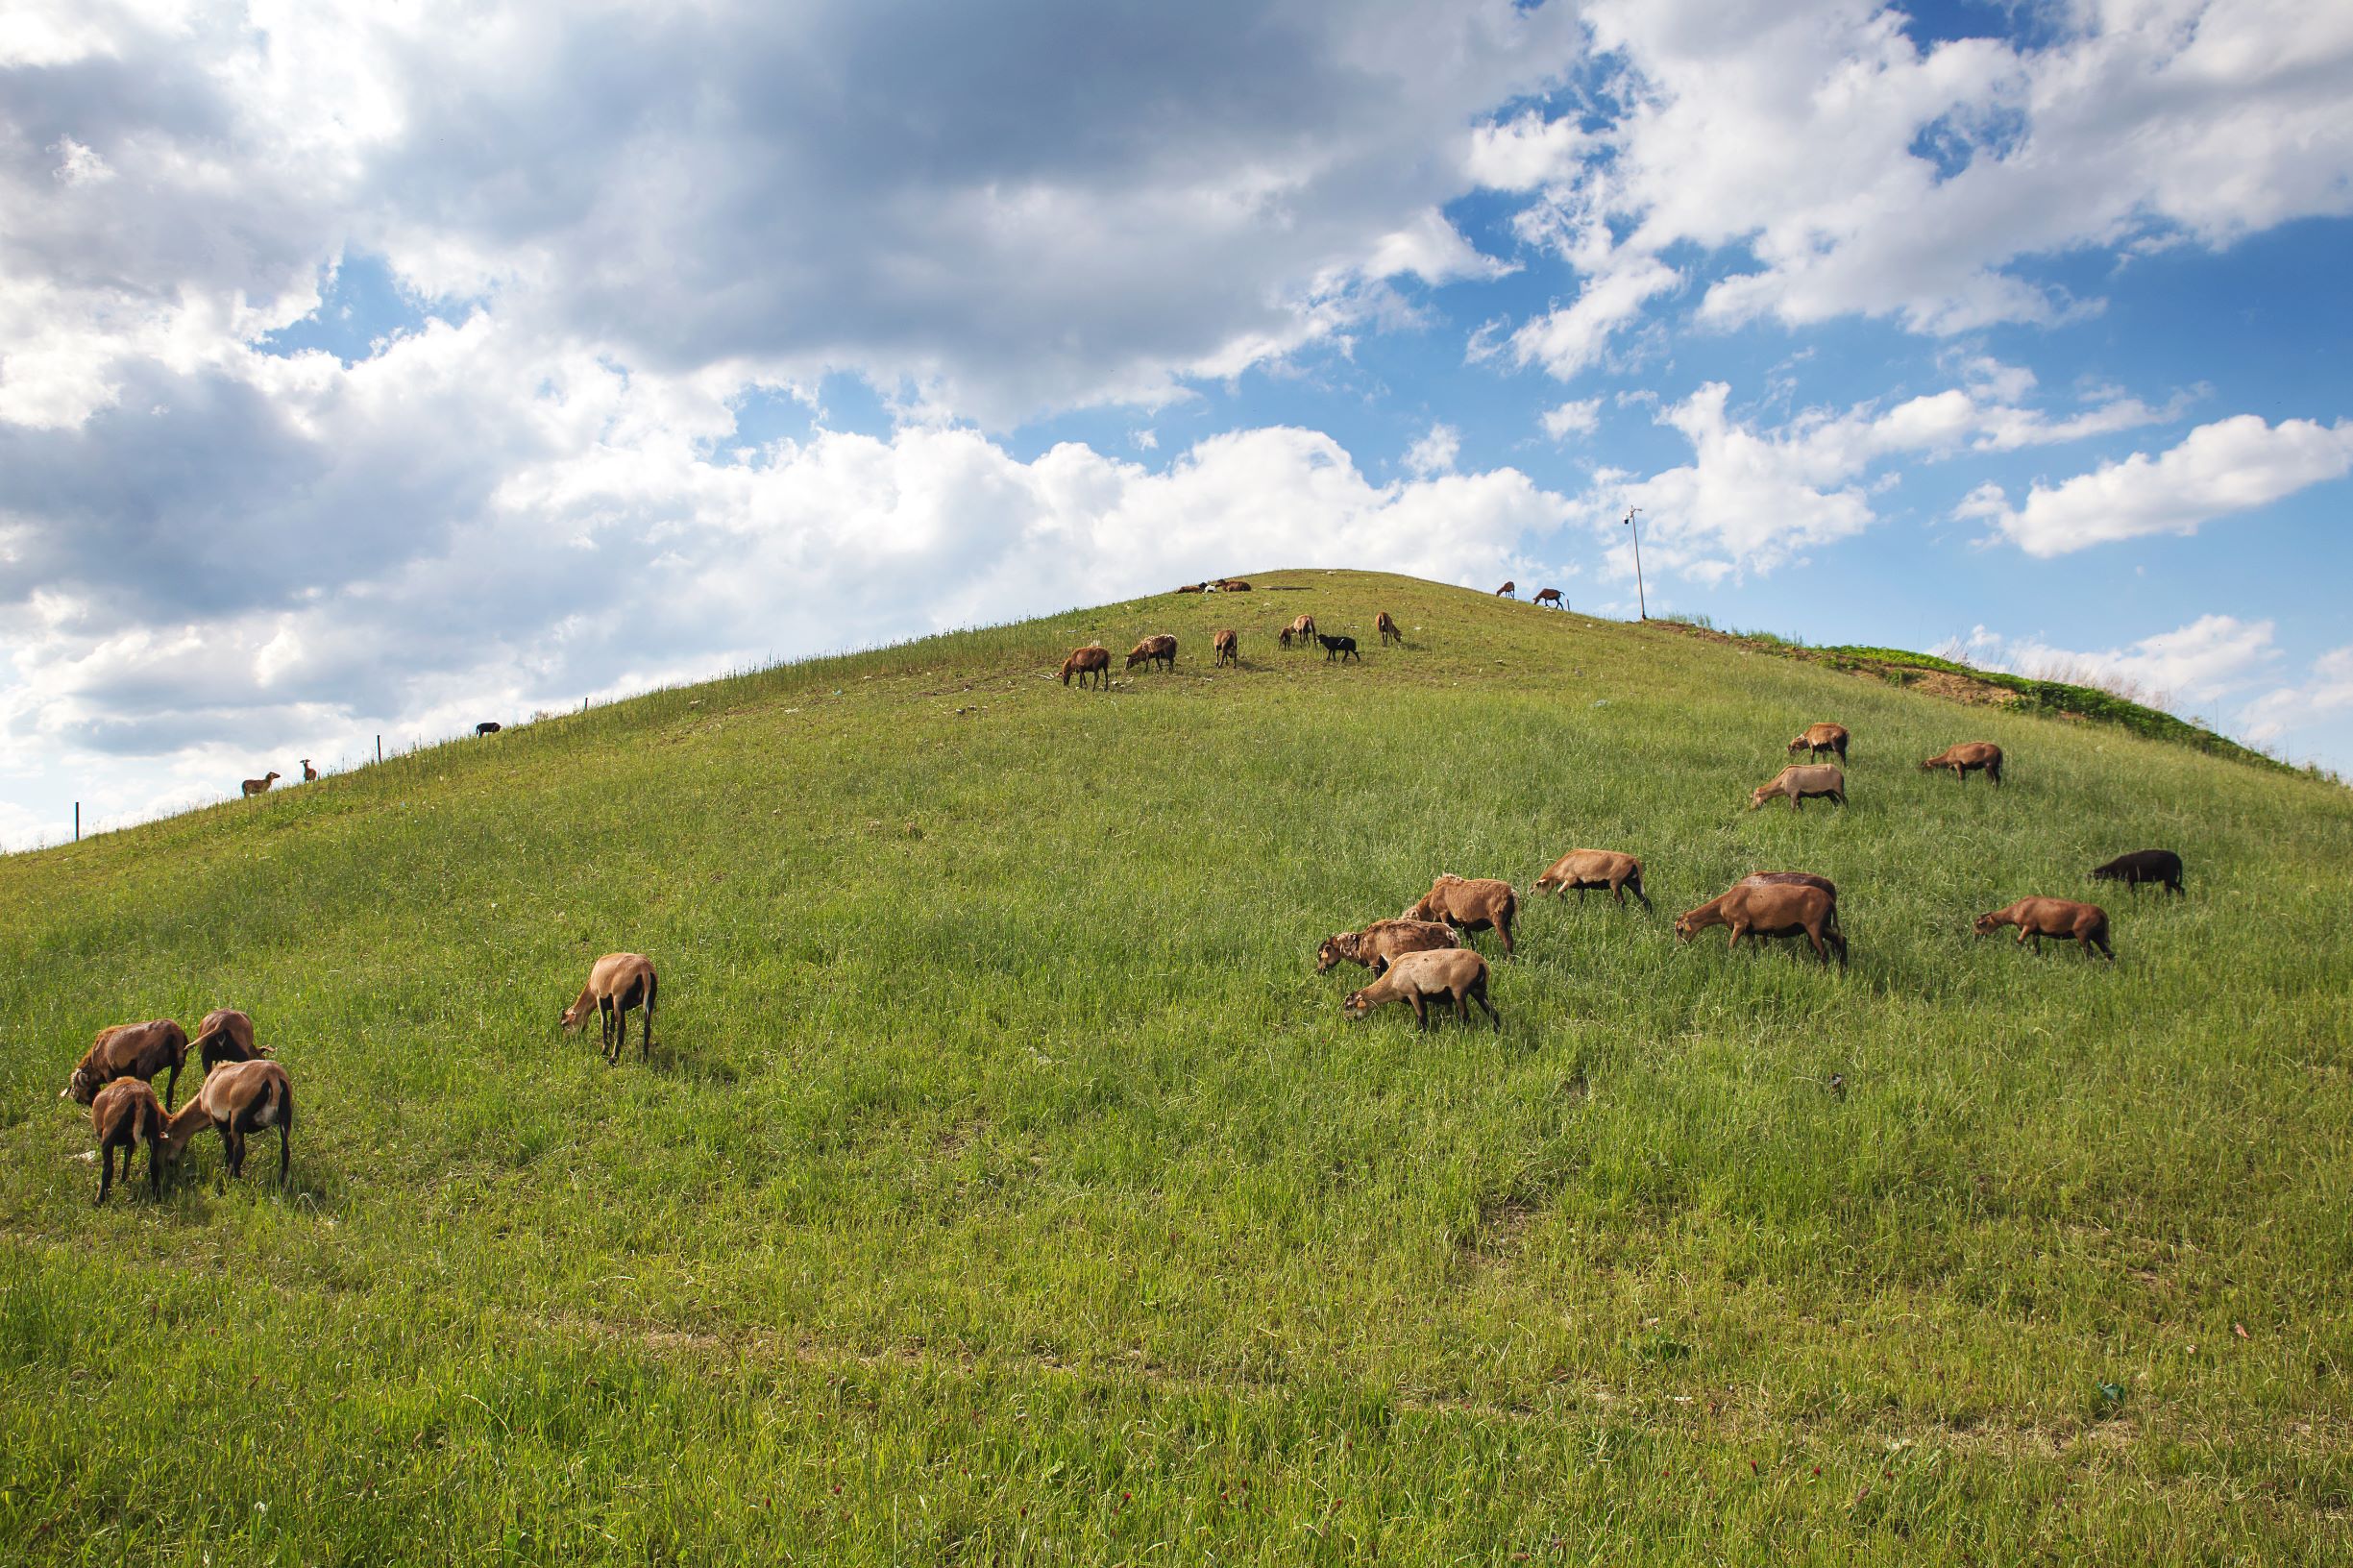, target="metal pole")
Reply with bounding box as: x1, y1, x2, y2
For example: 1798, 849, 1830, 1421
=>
376, 734, 382, 763
1623, 507, 1647, 621
74, 802, 80, 842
